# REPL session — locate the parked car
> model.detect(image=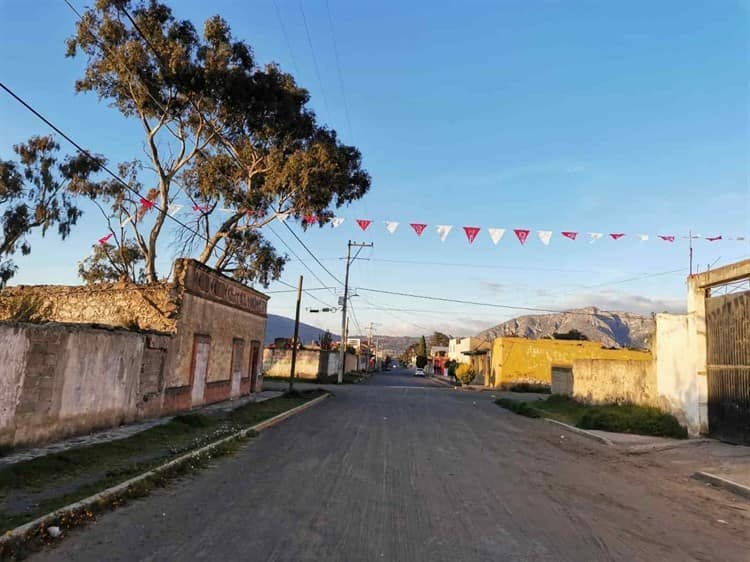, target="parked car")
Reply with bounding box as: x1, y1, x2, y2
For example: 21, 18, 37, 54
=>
414, 368, 425, 377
